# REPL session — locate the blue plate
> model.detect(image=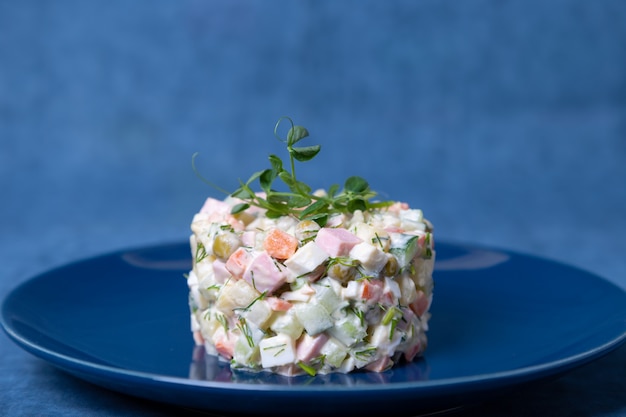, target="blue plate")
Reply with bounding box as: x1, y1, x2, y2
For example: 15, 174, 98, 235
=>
2, 241, 625, 416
